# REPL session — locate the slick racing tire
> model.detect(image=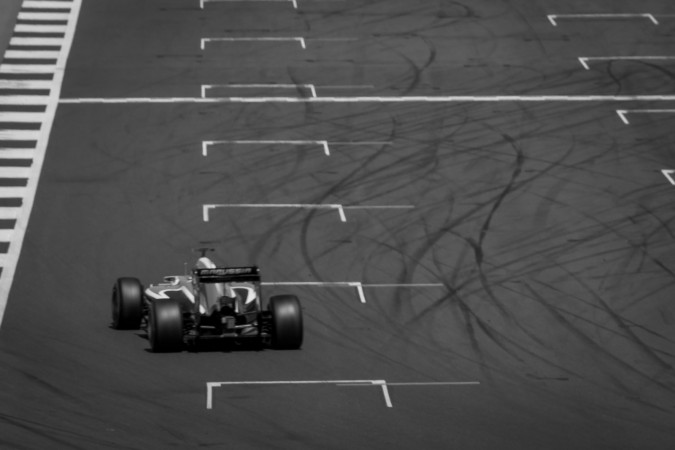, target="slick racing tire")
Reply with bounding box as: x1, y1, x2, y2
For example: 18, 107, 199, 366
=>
269, 295, 303, 349
148, 299, 184, 353
112, 277, 143, 330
